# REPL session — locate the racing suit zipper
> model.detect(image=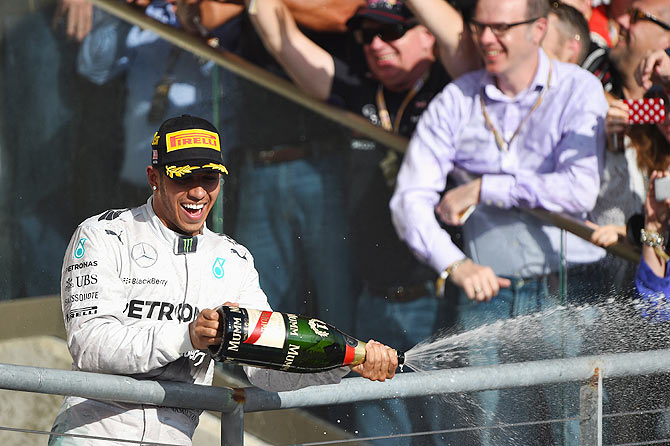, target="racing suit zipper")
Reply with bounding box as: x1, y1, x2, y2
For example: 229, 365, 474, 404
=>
182, 255, 189, 321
